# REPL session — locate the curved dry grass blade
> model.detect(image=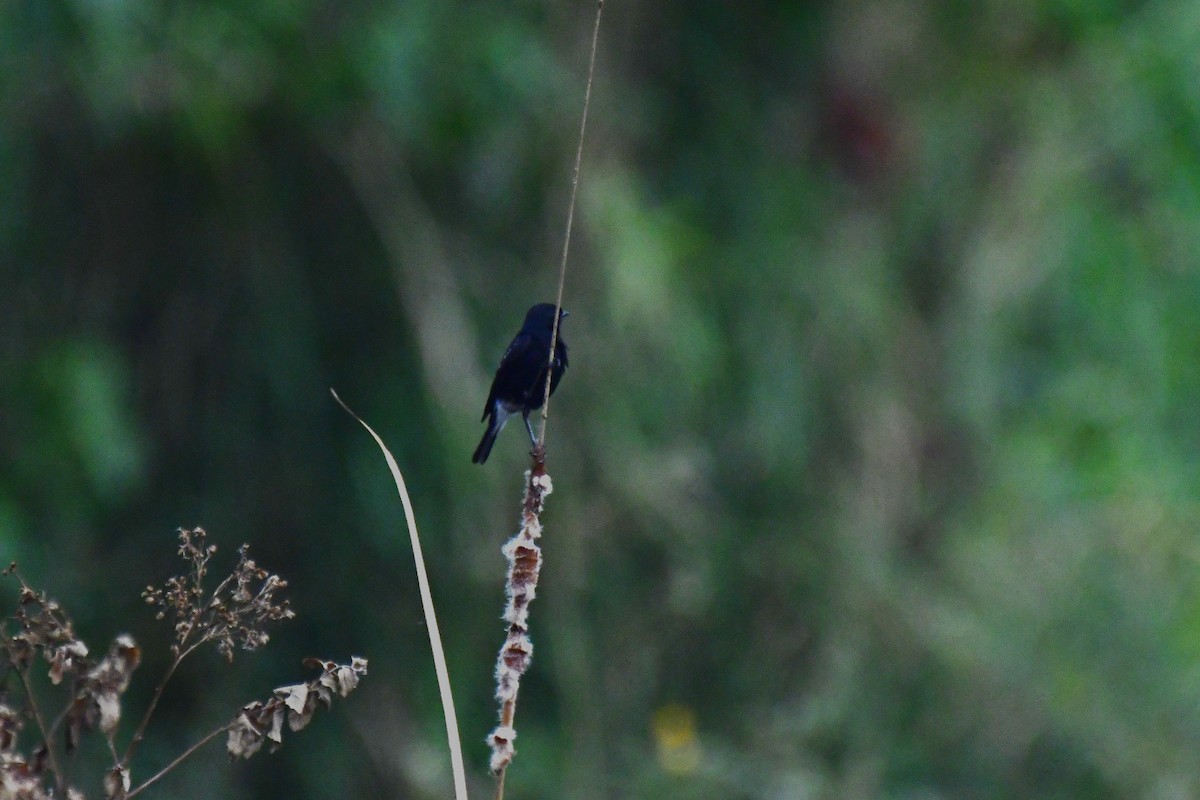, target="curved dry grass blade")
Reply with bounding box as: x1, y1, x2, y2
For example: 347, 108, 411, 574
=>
330, 388, 469, 800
